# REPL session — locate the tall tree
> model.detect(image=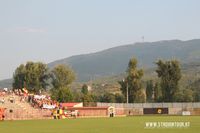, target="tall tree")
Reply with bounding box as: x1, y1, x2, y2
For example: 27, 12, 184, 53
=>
13, 64, 26, 89
81, 84, 88, 95
50, 64, 75, 102
119, 57, 144, 103
13, 62, 49, 92
174, 89, 194, 102
99, 92, 116, 103
189, 79, 200, 102
57, 88, 73, 102
156, 60, 181, 102
154, 82, 161, 102
82, 94, 96, 106
146, 80, 154, 102
115, 93, 125, 103
51, 64, 75, 89
25, 62, 49, 92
